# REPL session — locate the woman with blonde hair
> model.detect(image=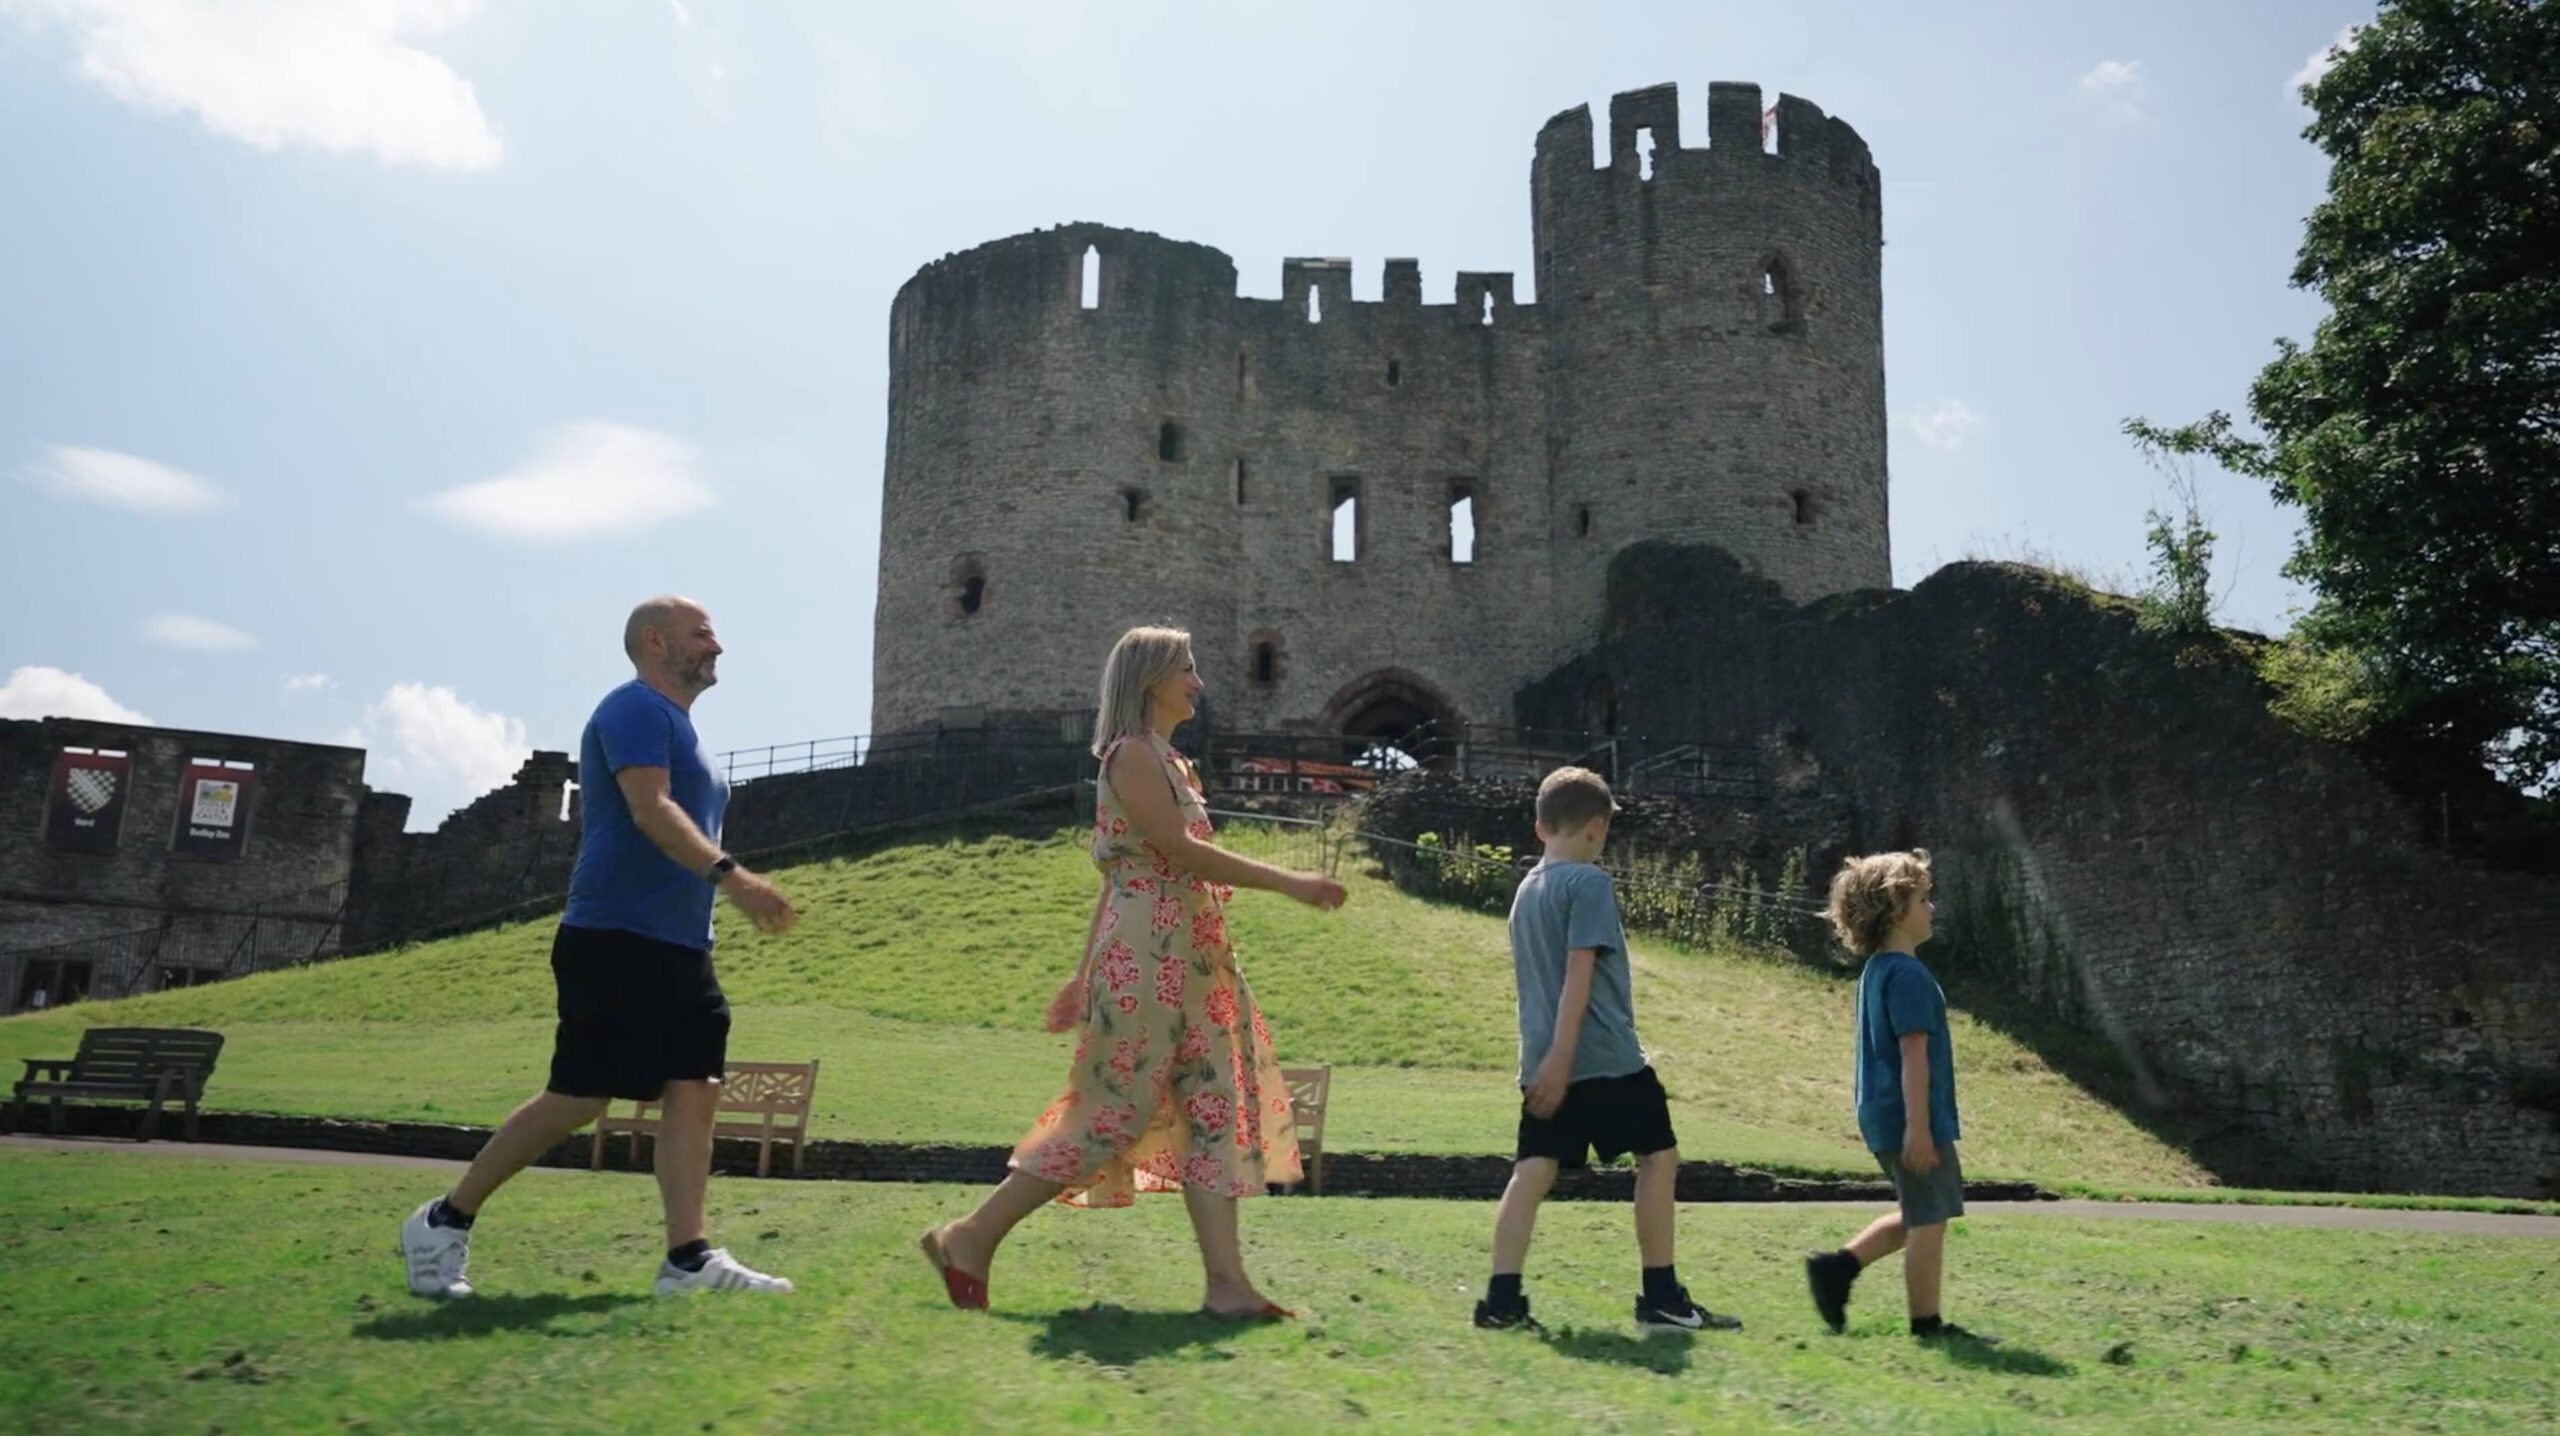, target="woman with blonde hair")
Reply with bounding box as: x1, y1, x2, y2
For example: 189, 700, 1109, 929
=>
920, 626, 1346, 1318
